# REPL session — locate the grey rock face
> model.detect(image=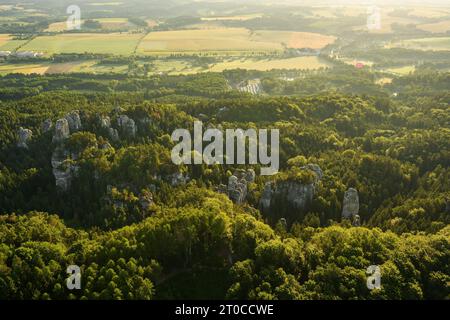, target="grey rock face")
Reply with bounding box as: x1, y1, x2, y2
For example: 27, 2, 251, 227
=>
51, 147, 77, 192
342, 188, 360, 219
17, 127, 32, 149
42, 119, 53, 133
260, 181, 315, 214
169, 172, 189, 186
139, 190, 154, 211
108, 128, 119, 141
99, 115, 111, 129
224, 169, 256, 204
117, 115, 136, 137
65, 110, 82, 132
245, 169, 256, 183
259, 164, 323, 214
352, 214, 361, 227
52, 118, 70, 143
228, 175, 248, 205
260, 182, 273, 211
301, 163, 323, 182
